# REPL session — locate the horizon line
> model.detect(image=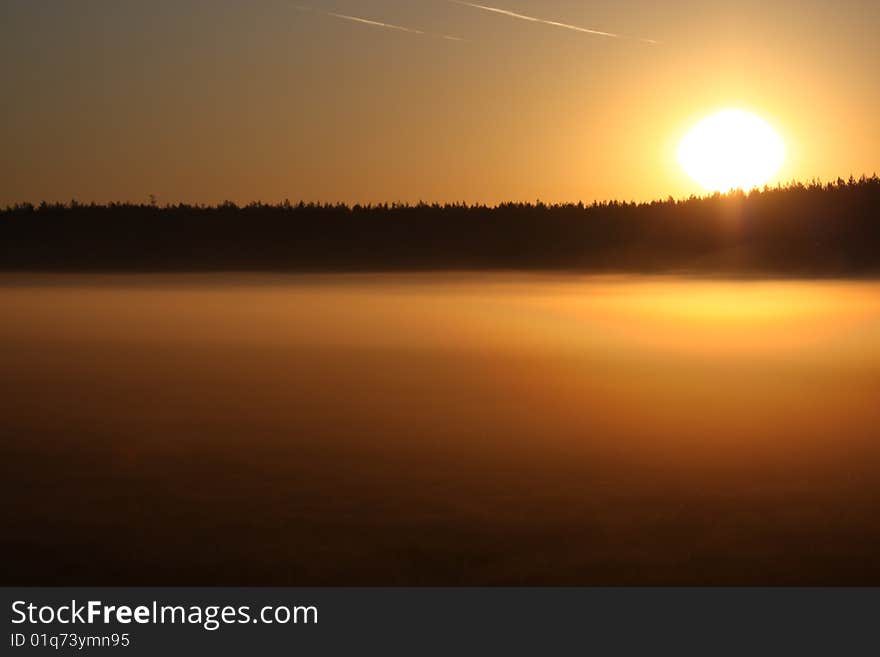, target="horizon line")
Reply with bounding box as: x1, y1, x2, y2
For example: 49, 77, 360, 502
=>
4, 175, 877, 212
